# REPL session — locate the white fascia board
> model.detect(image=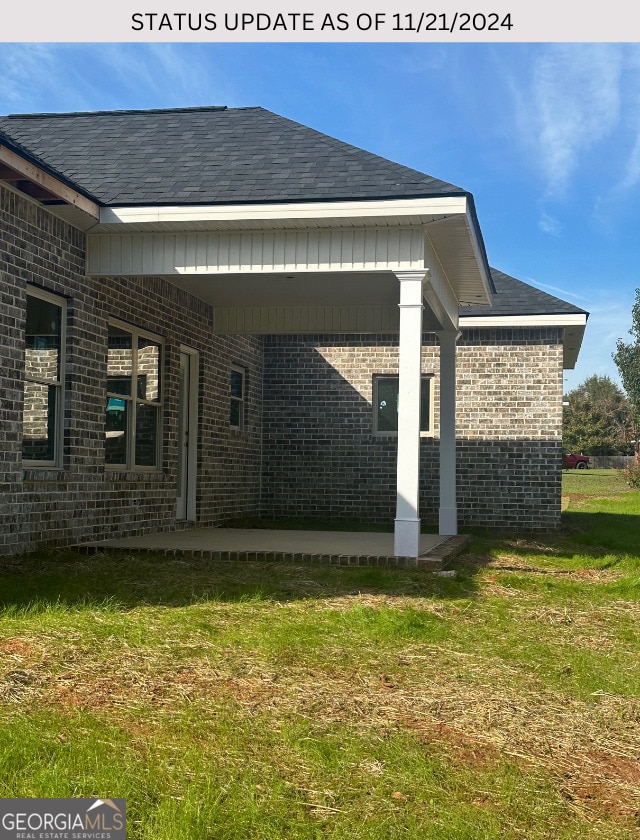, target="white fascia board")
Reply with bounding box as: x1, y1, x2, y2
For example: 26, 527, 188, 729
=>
98, 195, 468, 227
460, 313, 588, 328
